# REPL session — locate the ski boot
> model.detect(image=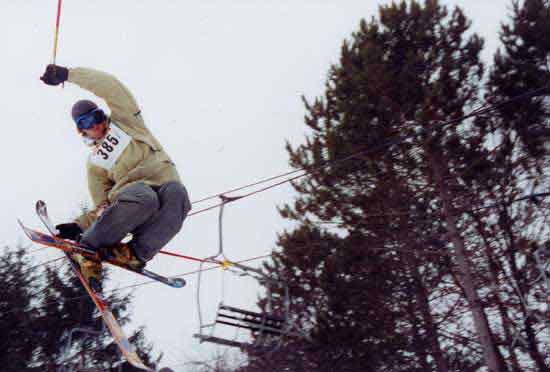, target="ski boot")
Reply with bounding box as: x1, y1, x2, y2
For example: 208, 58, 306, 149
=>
105, 244, 146, 271
71, 254, 103, 293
